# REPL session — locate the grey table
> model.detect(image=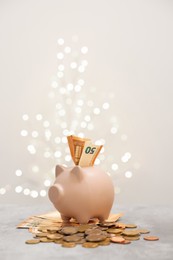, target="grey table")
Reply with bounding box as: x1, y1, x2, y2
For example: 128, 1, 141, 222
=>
0, 204, 173, 260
